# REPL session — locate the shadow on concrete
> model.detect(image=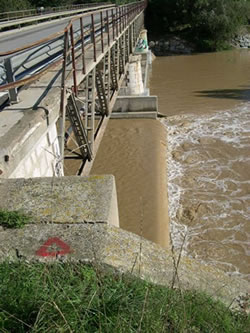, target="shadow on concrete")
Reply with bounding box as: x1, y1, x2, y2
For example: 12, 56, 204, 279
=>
195, 88, 250, 101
